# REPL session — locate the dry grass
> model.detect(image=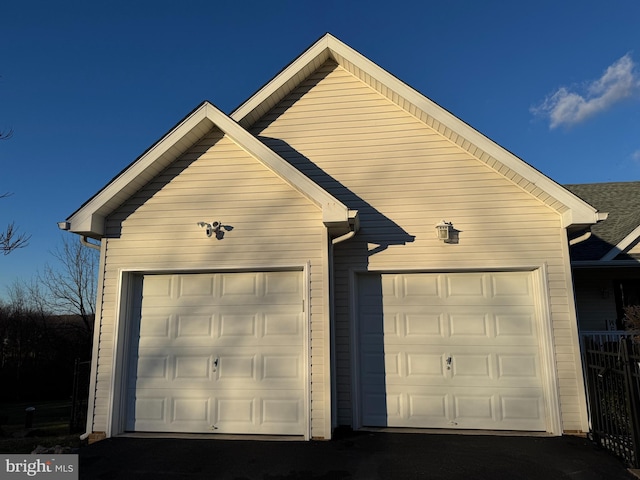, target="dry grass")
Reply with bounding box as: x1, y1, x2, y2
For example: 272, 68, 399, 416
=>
0, 400, 84, 453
